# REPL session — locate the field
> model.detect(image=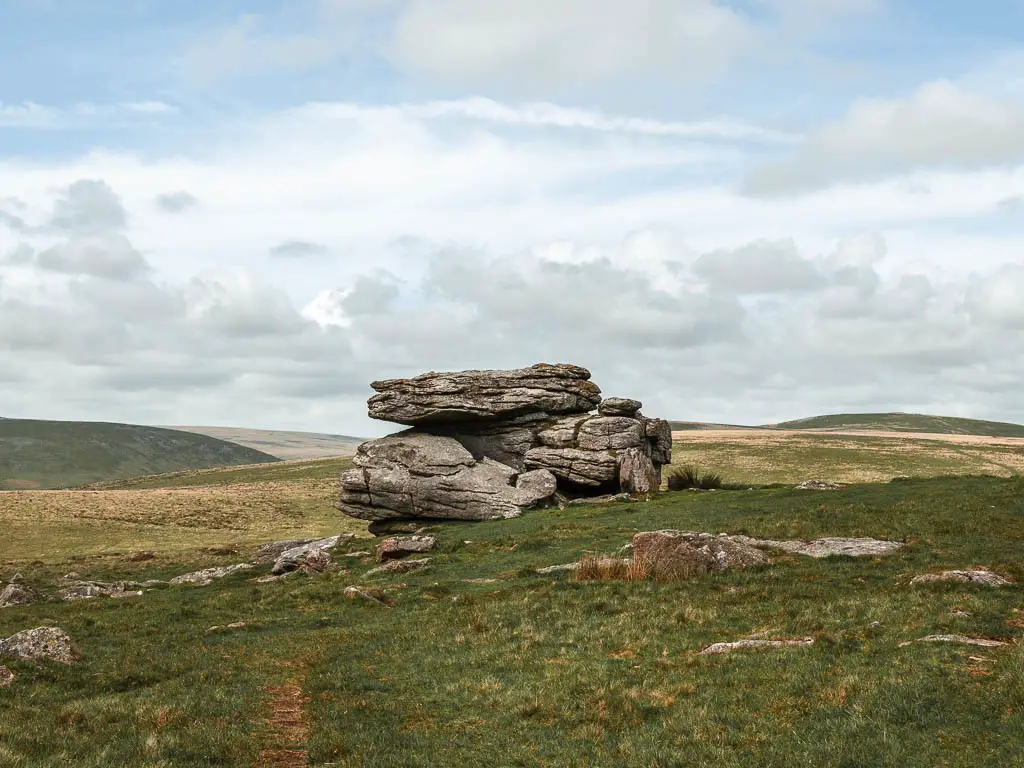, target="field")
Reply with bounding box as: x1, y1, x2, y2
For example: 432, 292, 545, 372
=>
672, 429, 1024, 485
772, 413, 1024, 438
0, 434, 1021, 766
